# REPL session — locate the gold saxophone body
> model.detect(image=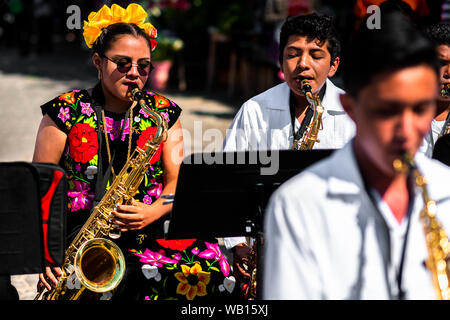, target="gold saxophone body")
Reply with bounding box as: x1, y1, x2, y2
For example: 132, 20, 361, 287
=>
394, 152, 450, 300
35, 84, 168, 300
292, 79, 325, 150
